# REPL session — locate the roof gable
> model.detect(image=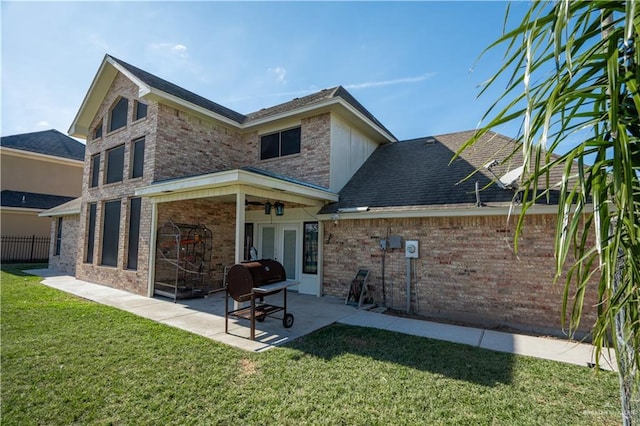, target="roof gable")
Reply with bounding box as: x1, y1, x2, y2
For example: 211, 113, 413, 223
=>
1, 129, 85, 161
70, 55, 395, 143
